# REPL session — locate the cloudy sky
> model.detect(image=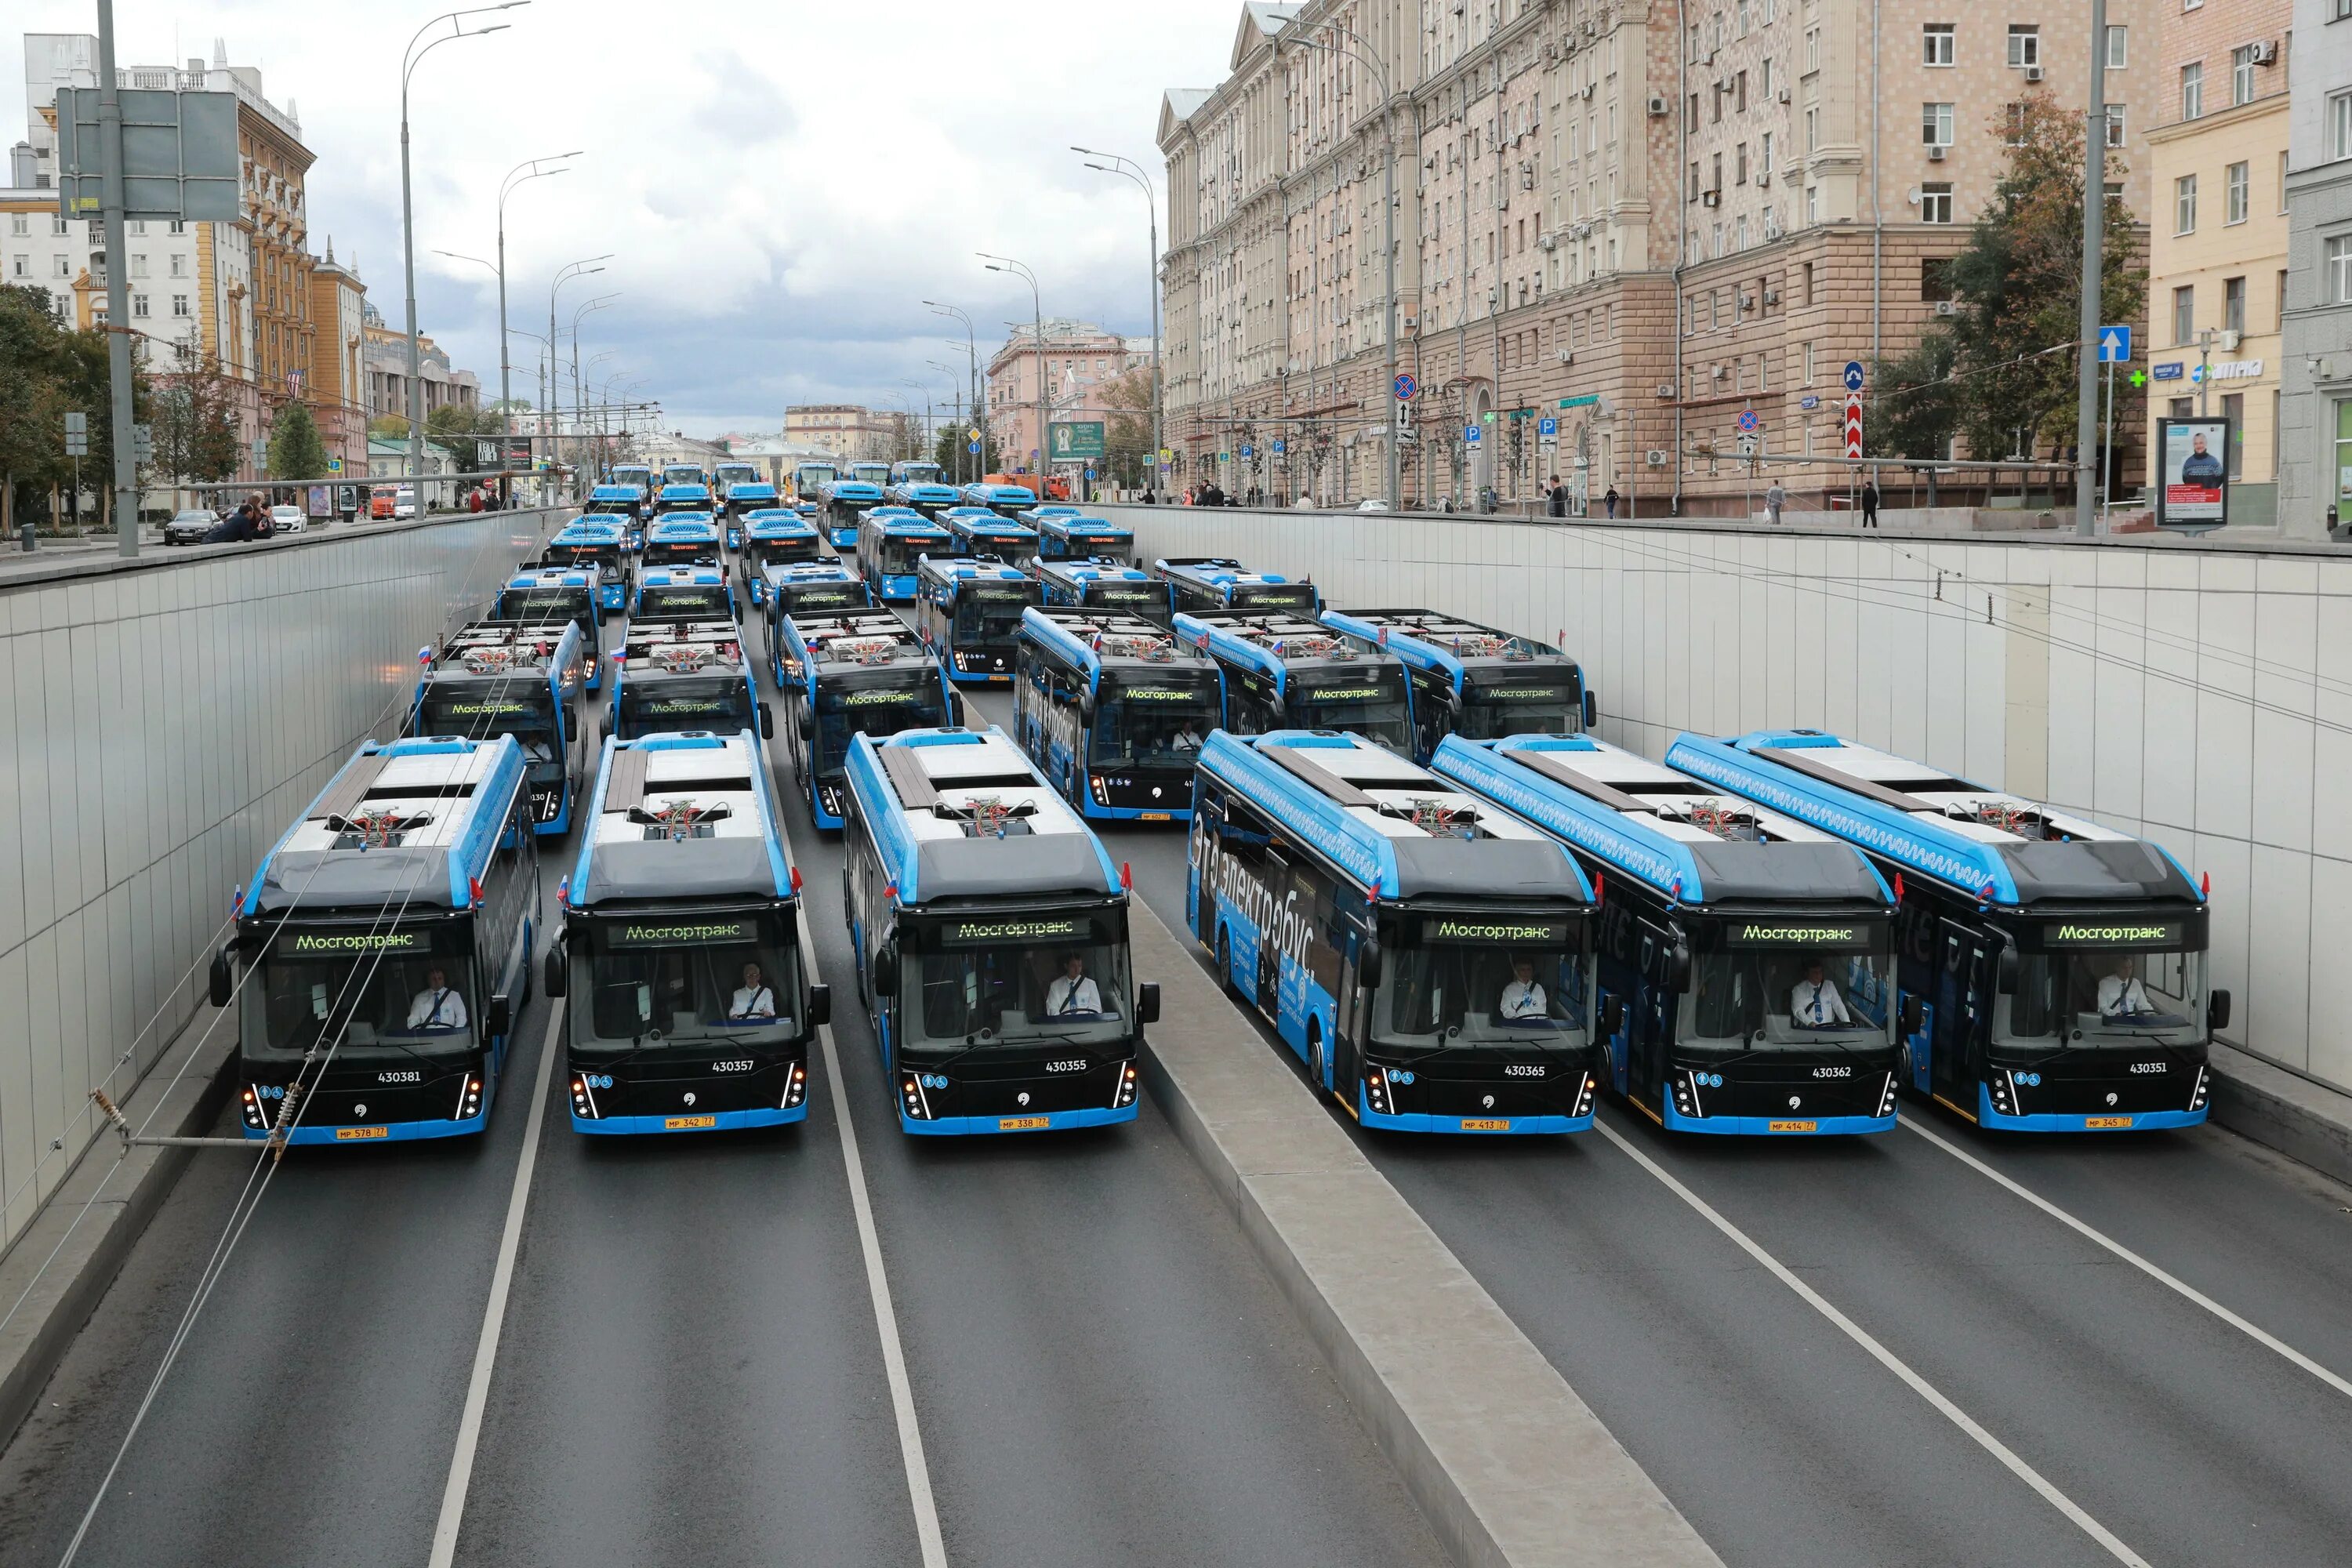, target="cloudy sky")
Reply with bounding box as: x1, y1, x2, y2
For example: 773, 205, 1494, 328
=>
12, 0, 1243, 436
